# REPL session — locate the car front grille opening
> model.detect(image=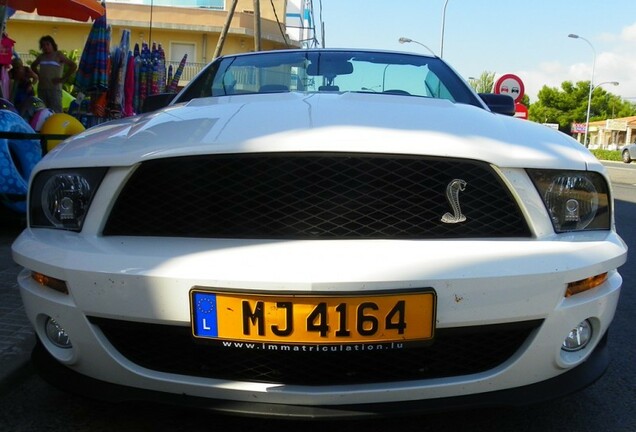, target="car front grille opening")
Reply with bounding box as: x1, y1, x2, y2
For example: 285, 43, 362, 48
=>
90, 317, 541, 386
